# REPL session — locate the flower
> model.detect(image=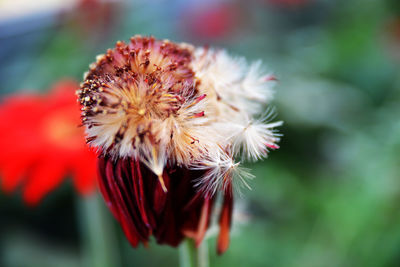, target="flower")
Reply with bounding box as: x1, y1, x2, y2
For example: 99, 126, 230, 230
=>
78, 36, 281, 253
65, 0, 120, 42
0, 80, 98, 205
182, 2, 240, 41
